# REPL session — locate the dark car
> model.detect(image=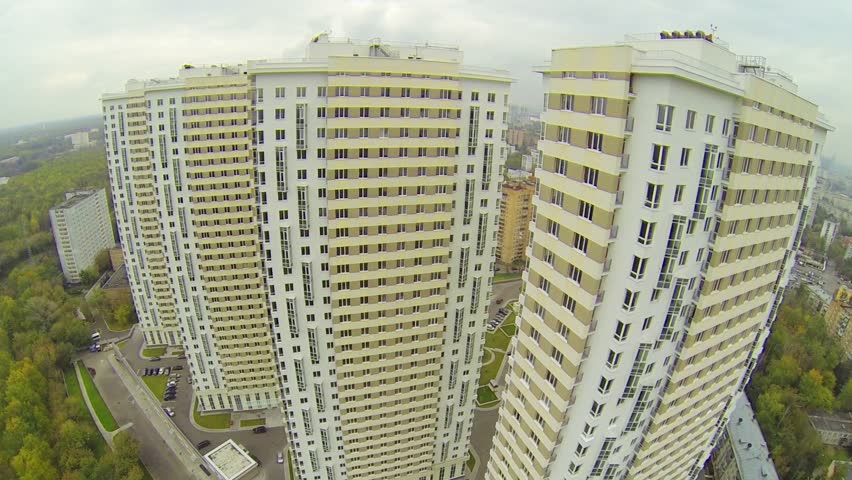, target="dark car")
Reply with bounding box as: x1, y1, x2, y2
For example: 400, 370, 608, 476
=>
164, 395, 176, 401
199, 463, 211, 476
173, 365, 184, 370
150, 357, 161, 362
252, 426, 267, 434
196, 440, 211, 450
